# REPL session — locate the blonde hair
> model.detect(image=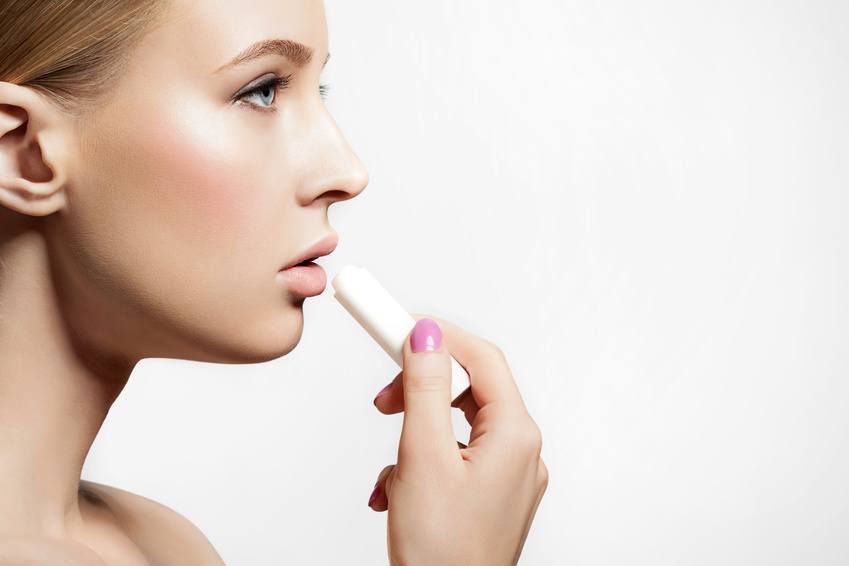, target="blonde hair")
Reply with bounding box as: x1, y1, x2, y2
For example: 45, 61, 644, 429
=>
0, 0, 169, 116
